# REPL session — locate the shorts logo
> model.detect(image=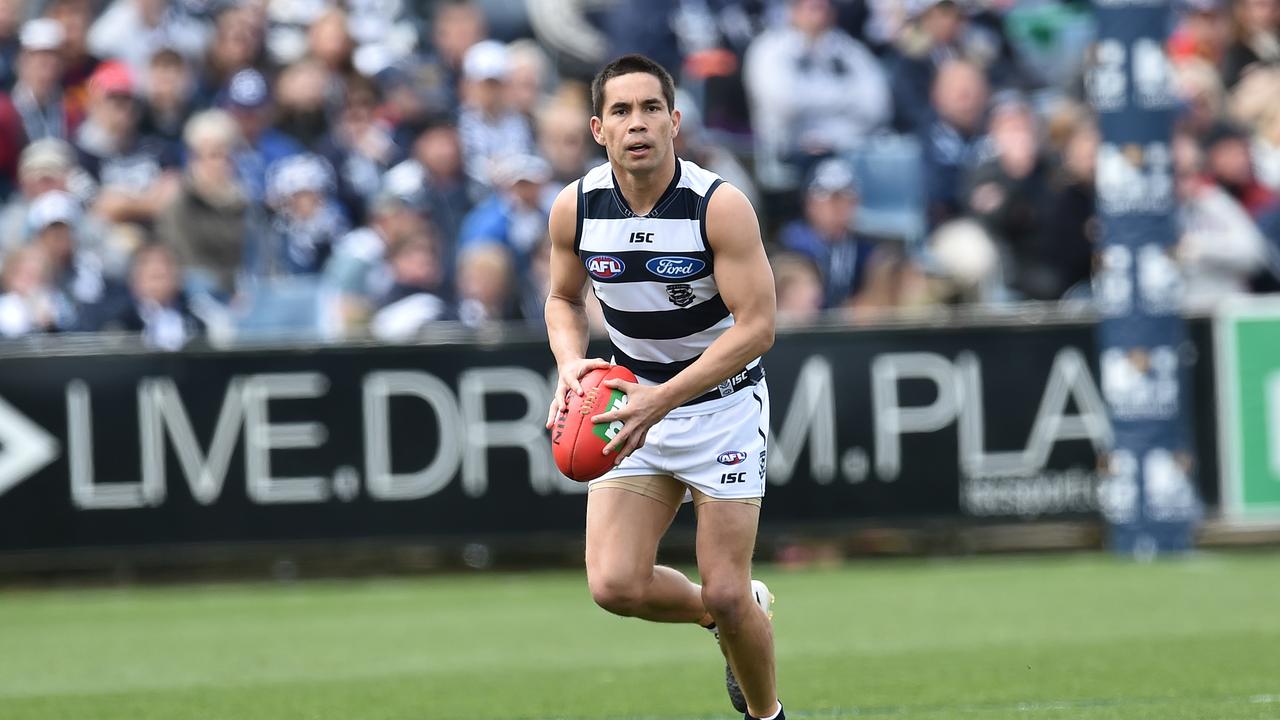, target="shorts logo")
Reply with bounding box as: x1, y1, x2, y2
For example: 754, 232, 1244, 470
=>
646, 256, 705, 279
717, 451, 748, 465
587, 255, 625, 279
667, 283, 694, 307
